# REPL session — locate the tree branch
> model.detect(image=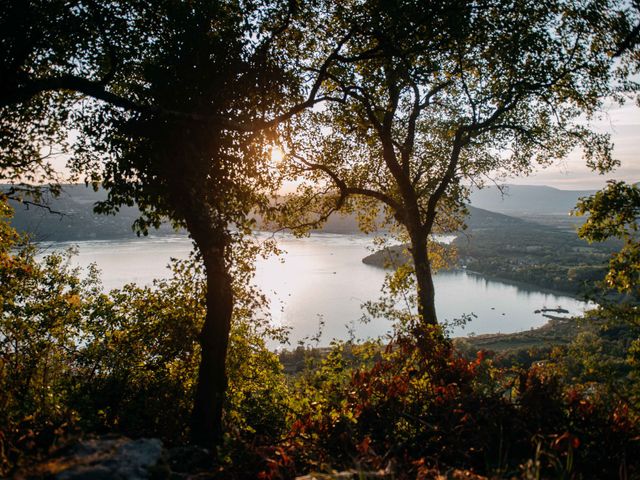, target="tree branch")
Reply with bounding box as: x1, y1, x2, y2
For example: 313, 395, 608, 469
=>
423, 129, 466, 234
1, 74, 146, 112
3, 29, 354, 133
291, 153, 403, 214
